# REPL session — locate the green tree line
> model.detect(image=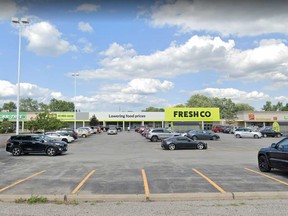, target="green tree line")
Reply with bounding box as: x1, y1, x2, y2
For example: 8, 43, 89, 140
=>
0, 95, 286, 133
0, 98, 75, 112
